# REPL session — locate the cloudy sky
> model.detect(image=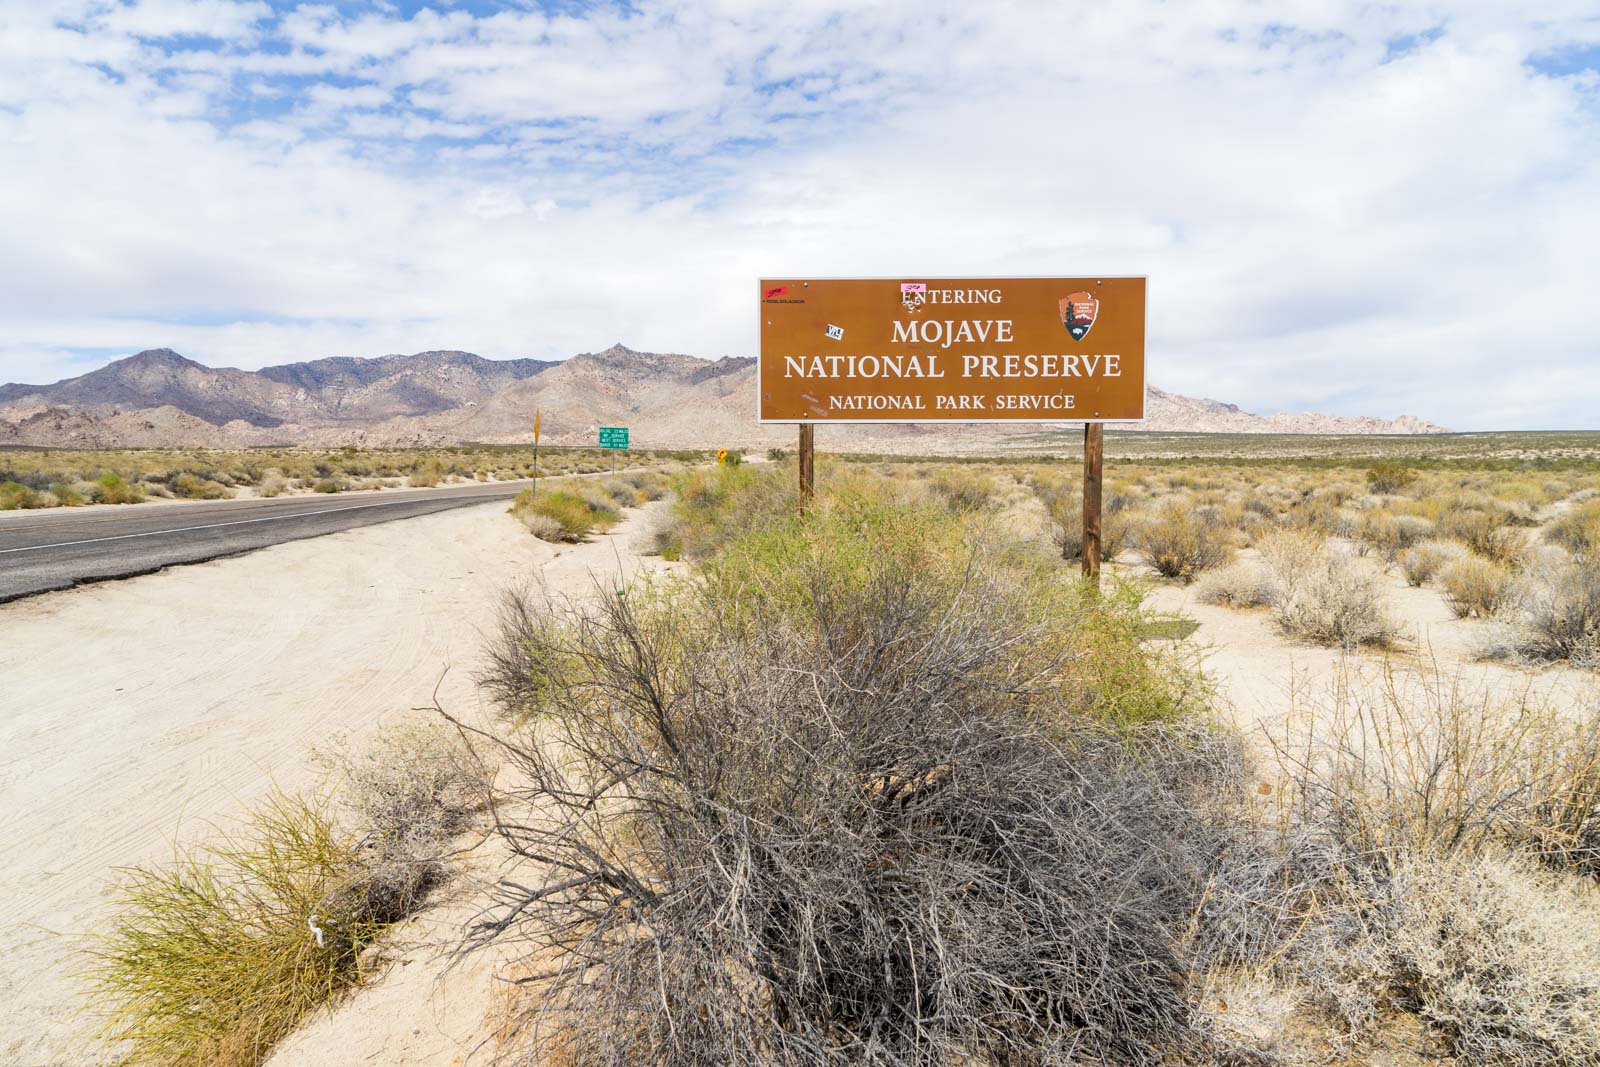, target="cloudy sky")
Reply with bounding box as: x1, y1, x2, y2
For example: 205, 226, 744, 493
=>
1, 1, 1596, 429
